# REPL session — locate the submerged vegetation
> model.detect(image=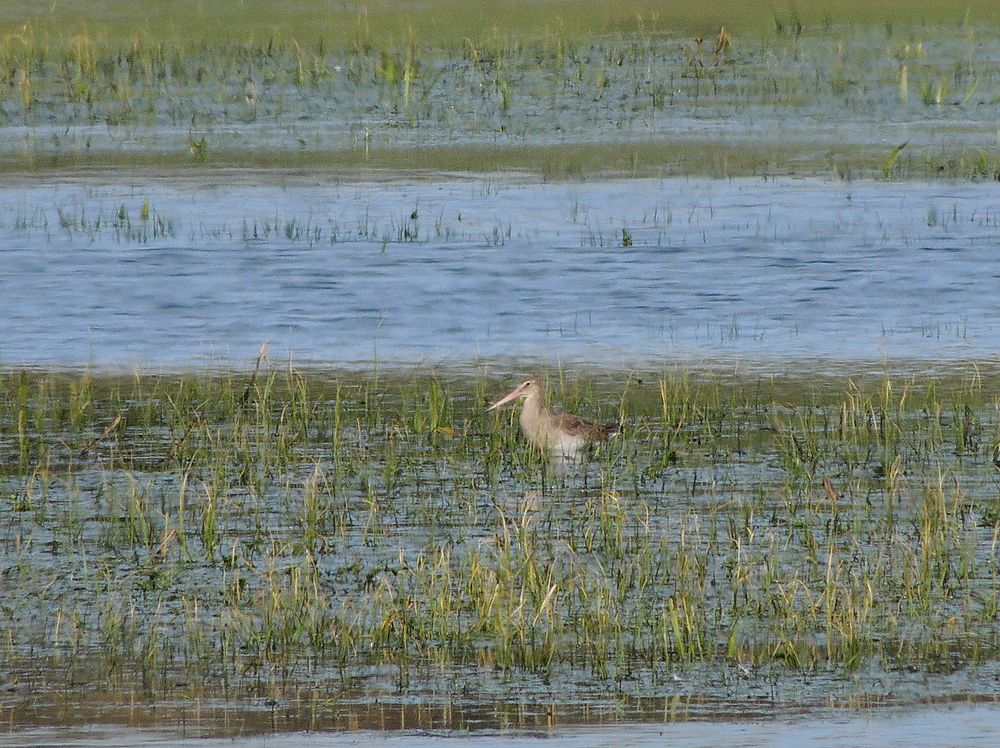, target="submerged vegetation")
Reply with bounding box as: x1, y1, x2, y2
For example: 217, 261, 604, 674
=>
2, 362, 999, 730
1, 1, 1000, 177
